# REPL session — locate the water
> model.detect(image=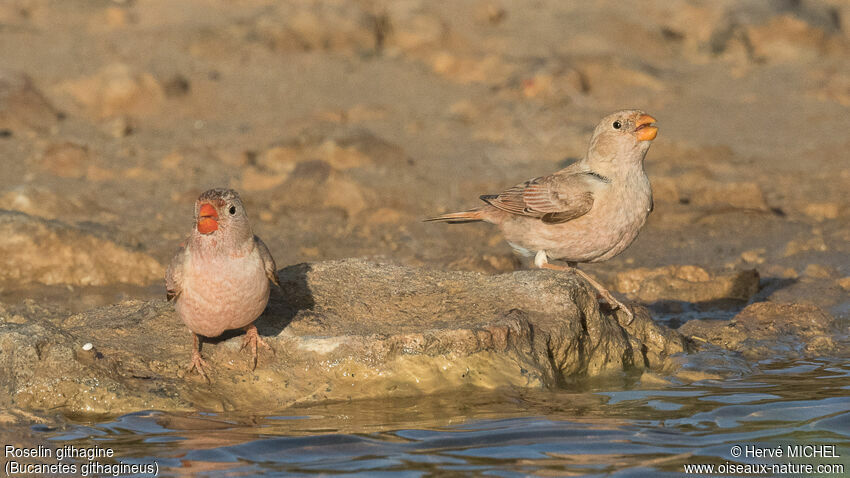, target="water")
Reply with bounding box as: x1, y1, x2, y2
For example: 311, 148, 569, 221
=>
11, 358, 848, 476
